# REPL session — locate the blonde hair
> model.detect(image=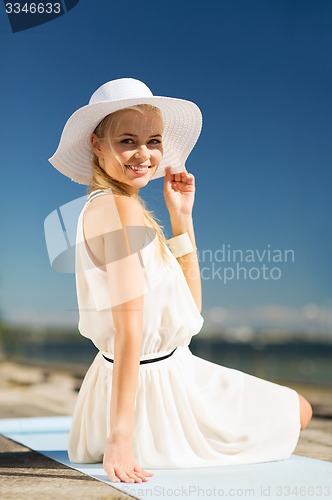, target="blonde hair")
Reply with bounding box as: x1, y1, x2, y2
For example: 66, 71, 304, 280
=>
88, 104, 171, 264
